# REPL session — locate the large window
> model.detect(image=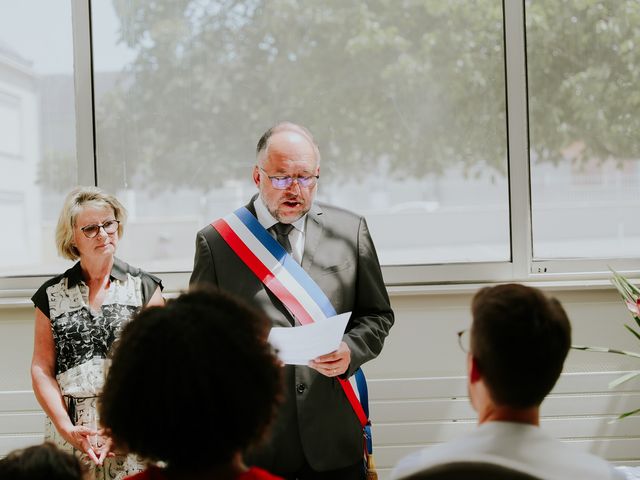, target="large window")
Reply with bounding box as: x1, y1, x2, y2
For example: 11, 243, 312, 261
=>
92, 0, 510, 272
527, 0, 640, 261
2, 1, 640, 286
0, 1, 77, 277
